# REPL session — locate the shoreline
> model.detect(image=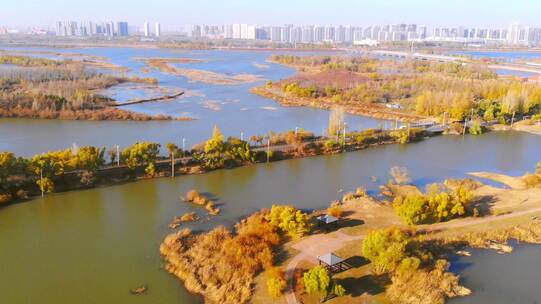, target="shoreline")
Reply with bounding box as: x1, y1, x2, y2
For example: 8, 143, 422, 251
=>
251, 86, 430, 123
